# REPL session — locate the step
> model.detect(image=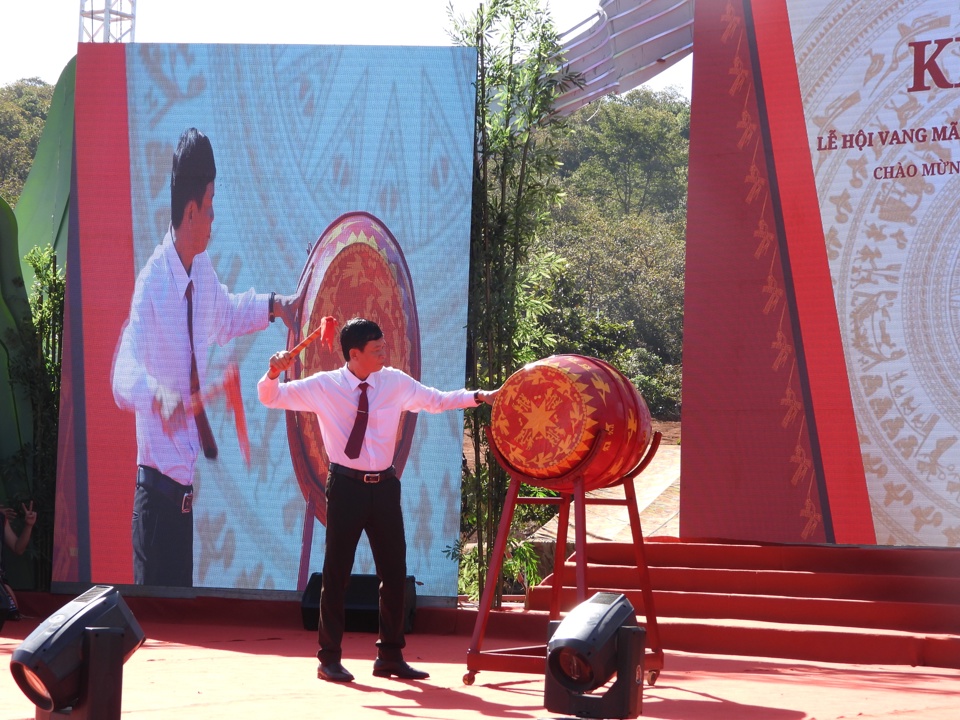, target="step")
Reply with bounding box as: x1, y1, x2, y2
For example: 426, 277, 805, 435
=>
544, 563, 960, 603
656, 616, 960, 668
517, 540, 960, 668
527, 586, 960, 634
583, 541, 960, 577
433, 606, 960, 669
